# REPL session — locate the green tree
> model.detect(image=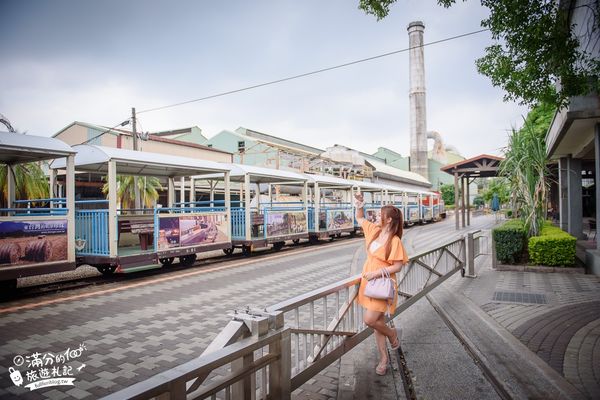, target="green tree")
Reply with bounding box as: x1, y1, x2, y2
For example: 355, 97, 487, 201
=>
481, 178, 510, 205
103, 176, 162, 209
473, 196, 485, 207
440, 183, 455, 205
500, 113, 550, 237
358, 0, 600, 107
